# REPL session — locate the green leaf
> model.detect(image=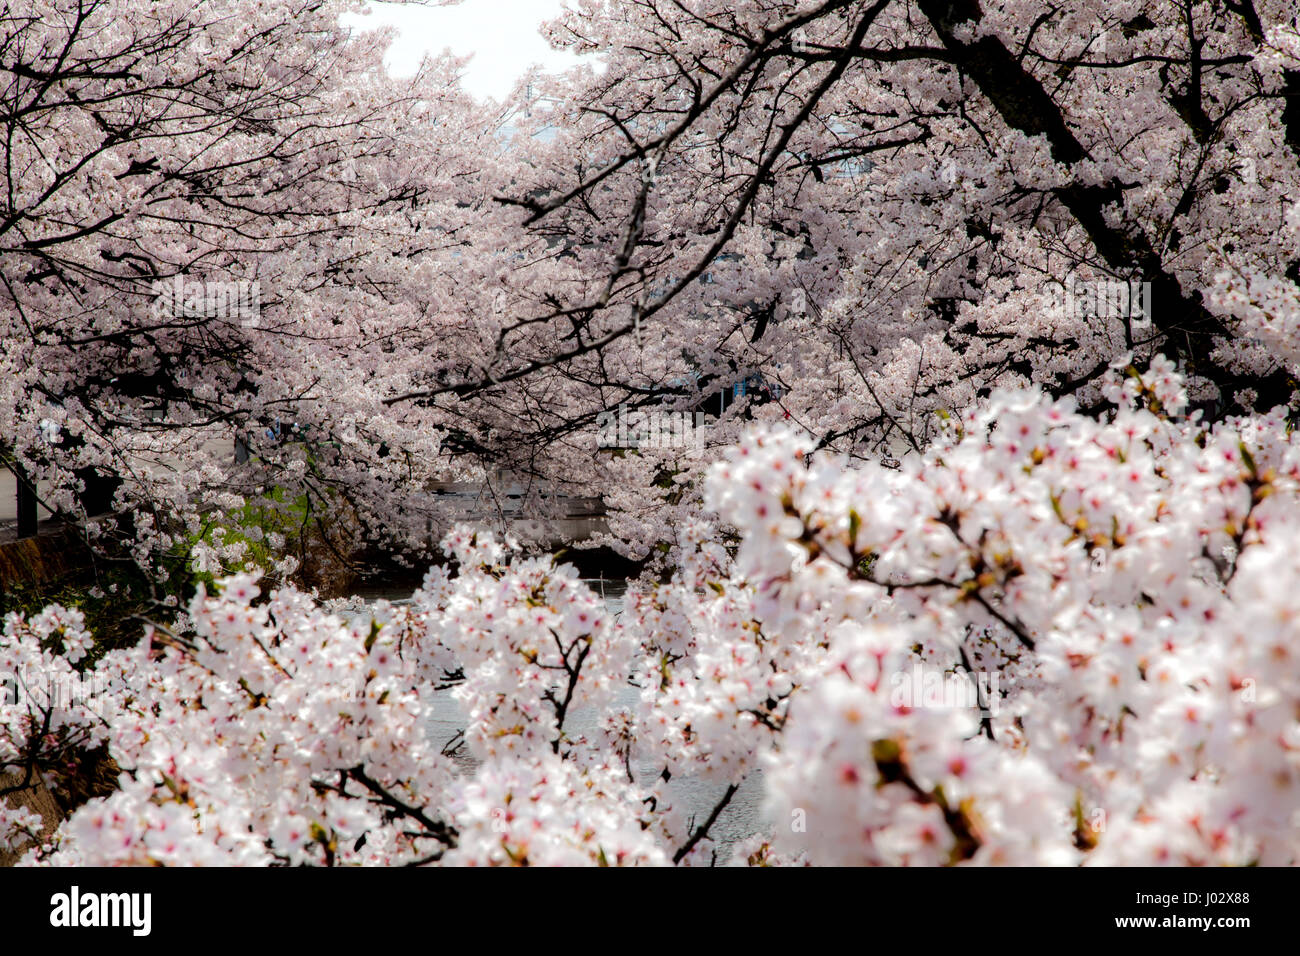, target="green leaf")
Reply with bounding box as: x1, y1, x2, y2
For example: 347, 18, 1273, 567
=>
1239, 441, 1257, 476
